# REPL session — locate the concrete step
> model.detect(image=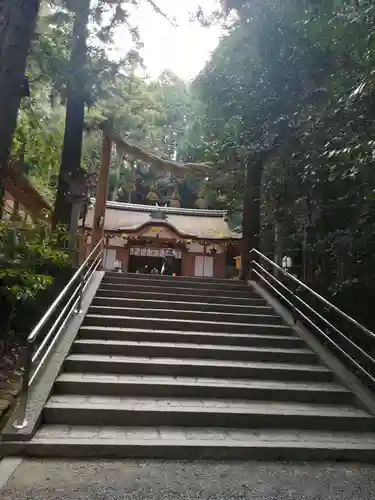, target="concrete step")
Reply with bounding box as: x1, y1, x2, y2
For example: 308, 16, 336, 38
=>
54, 373, 354, 405
78, 326, 305, 348
64, 354, 334, 383
98, 286, 267, 306
83, 314, 291, 335
92, 296, 274, 314
106, 272, 244, 286
43, 395, 375, 432
6, 271, 372, 463
17, 425, 375, 461
99, 282, 256, 298
87, 305, 283, 325
72, 339, 317, 364
102, 274, 249, 291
